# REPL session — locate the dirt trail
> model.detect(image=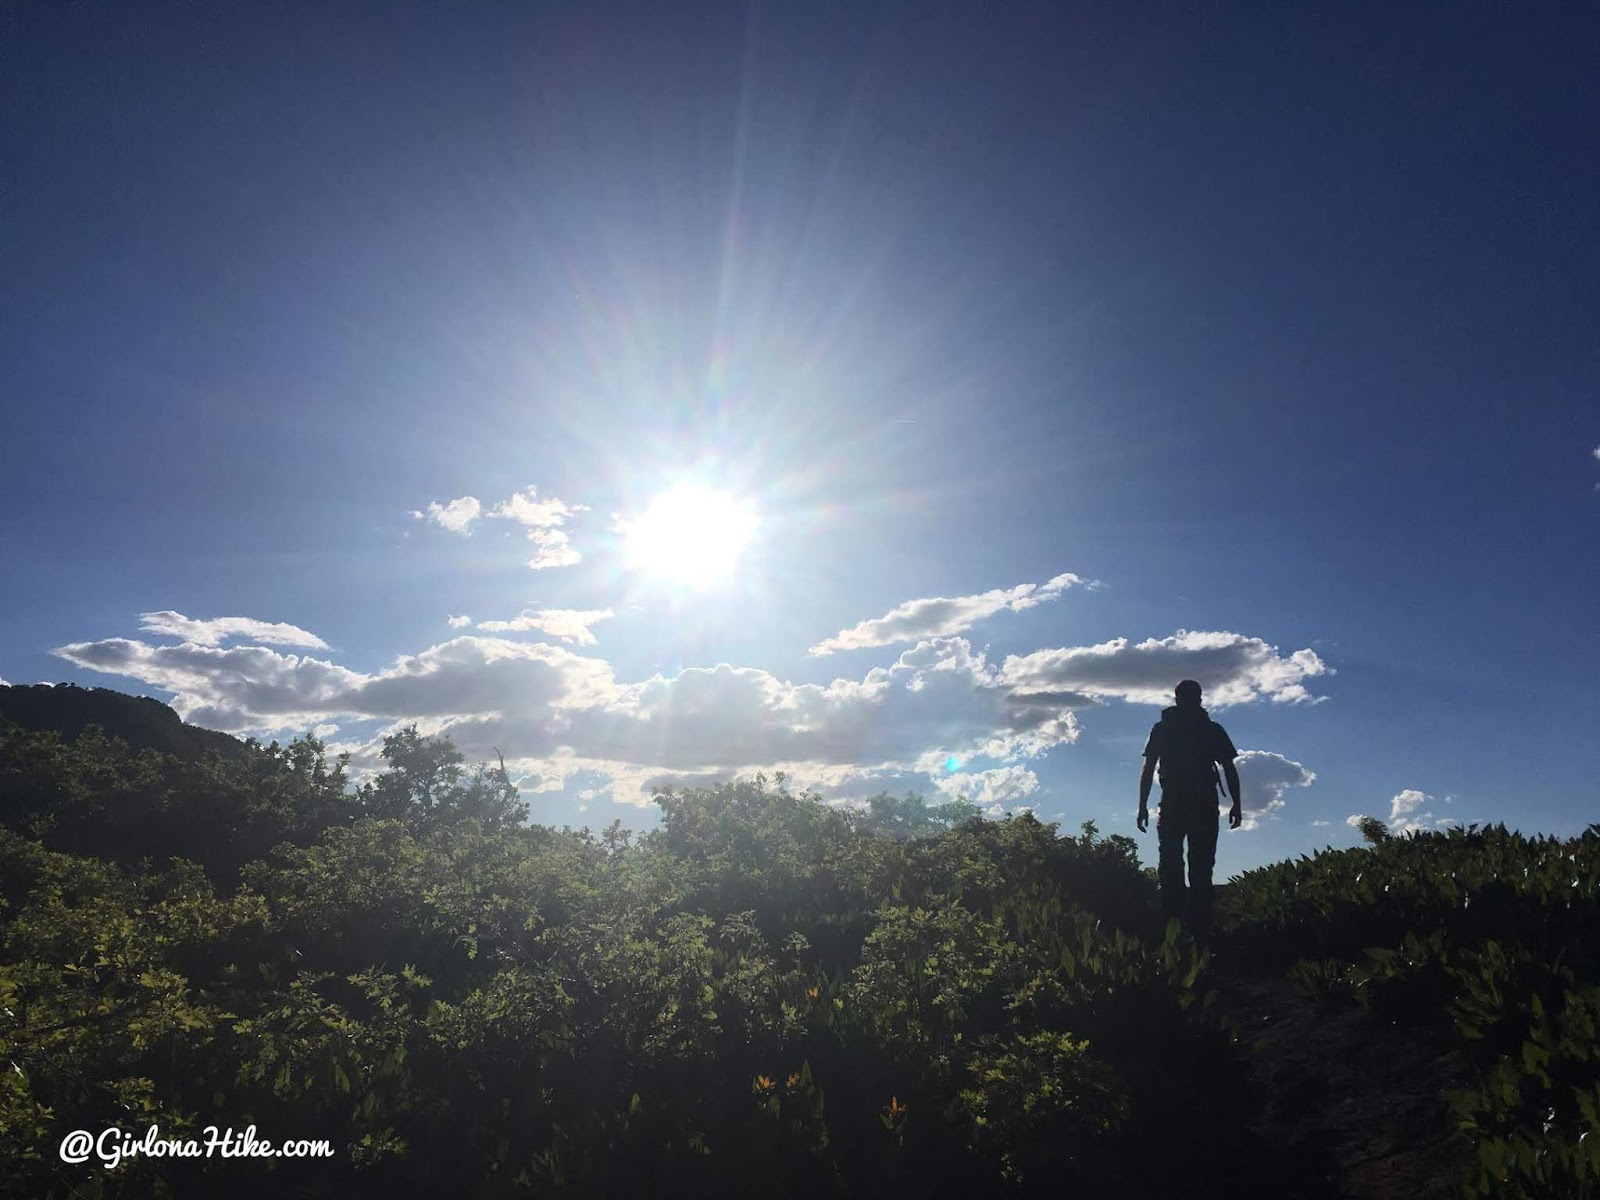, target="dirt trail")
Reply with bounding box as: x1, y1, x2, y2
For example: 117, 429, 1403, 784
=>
1209, 969, 1476, 1199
